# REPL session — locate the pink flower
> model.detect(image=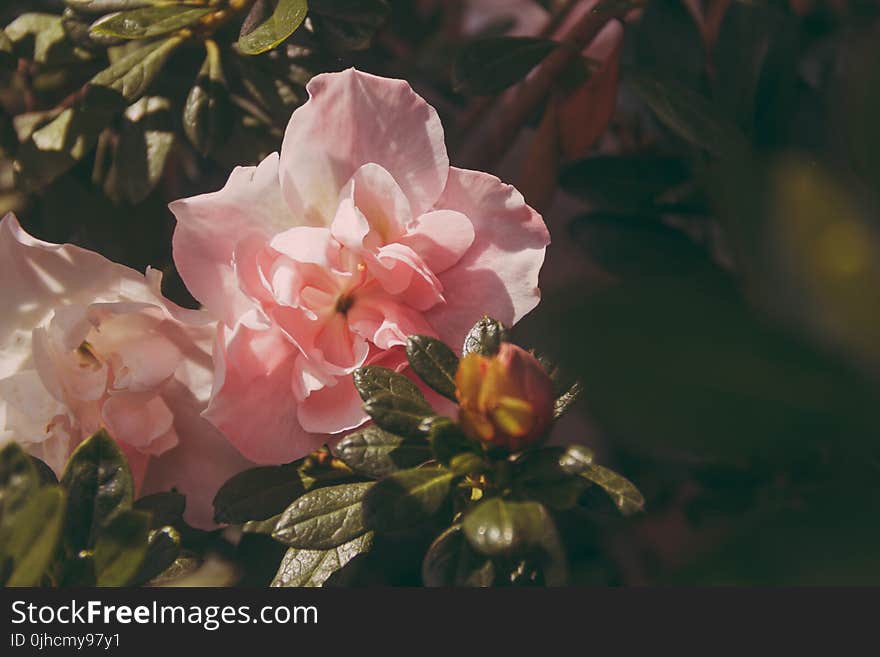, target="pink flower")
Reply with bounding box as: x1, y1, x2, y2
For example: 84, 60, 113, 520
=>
171, 68, 549, 464
0, 214, 251, 528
